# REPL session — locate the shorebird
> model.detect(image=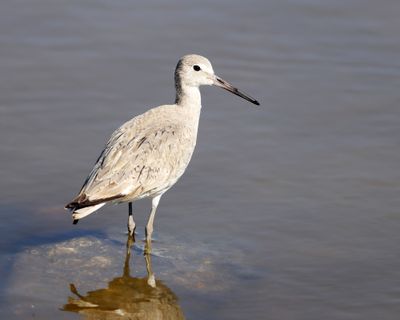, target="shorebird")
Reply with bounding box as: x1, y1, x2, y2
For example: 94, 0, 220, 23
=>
65, 54, 259, 241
